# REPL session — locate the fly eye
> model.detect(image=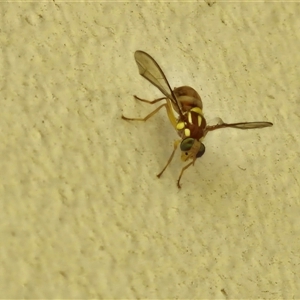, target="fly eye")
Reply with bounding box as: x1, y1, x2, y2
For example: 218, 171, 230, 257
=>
196, 143, 206, 158
180, 138, 195, 151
